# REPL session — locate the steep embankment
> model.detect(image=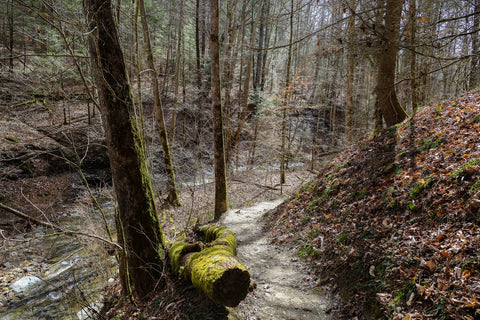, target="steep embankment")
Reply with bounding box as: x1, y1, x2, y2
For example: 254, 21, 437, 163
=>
265, 91, 480, 319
